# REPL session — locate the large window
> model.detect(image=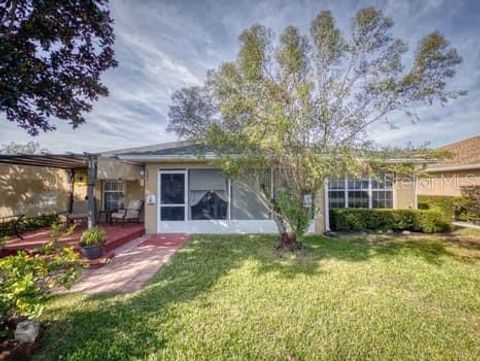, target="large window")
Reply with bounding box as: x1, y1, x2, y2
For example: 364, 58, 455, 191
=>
103, 180, 124, 211
189, 169, 228, 220
328, 173, 393, 209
